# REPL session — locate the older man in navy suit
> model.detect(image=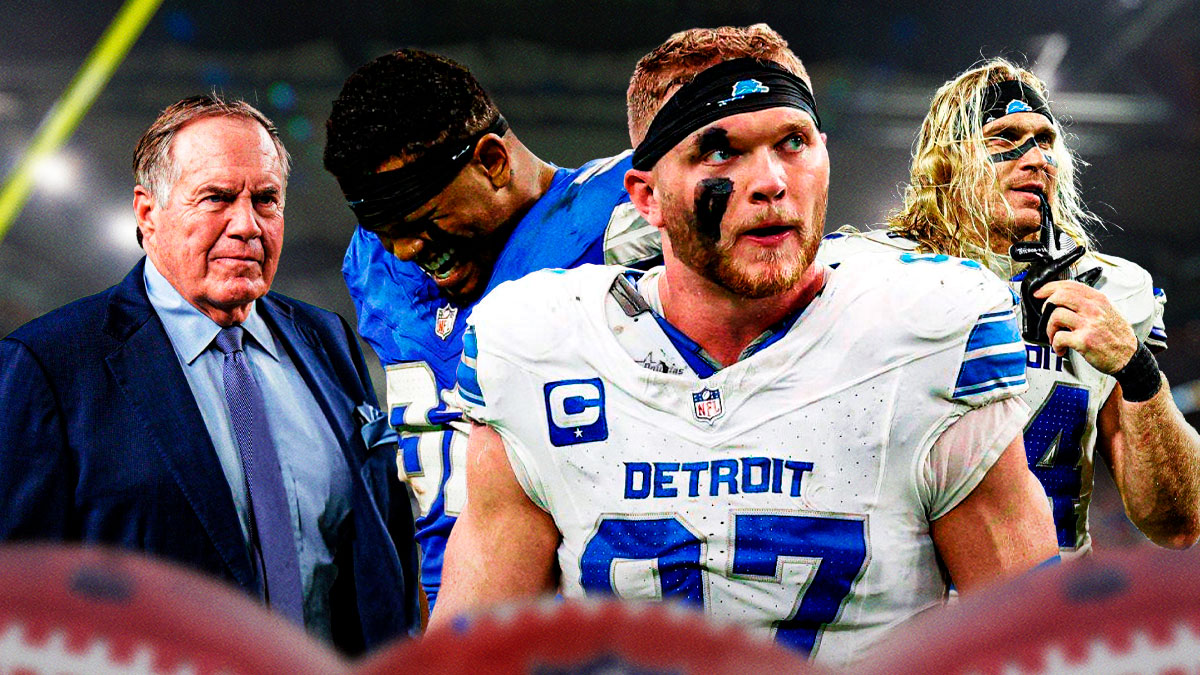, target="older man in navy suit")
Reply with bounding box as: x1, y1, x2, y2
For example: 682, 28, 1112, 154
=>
0, 95, 417, 655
